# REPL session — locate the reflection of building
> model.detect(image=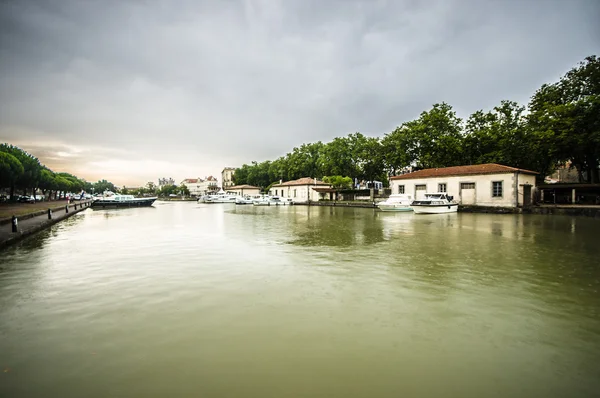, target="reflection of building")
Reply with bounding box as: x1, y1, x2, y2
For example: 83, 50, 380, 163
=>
389, 164, 537, 207
222, 167, 235, 189
158, 177, 175, 187
269, 177, 332, 203
225, 184, 261, 196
